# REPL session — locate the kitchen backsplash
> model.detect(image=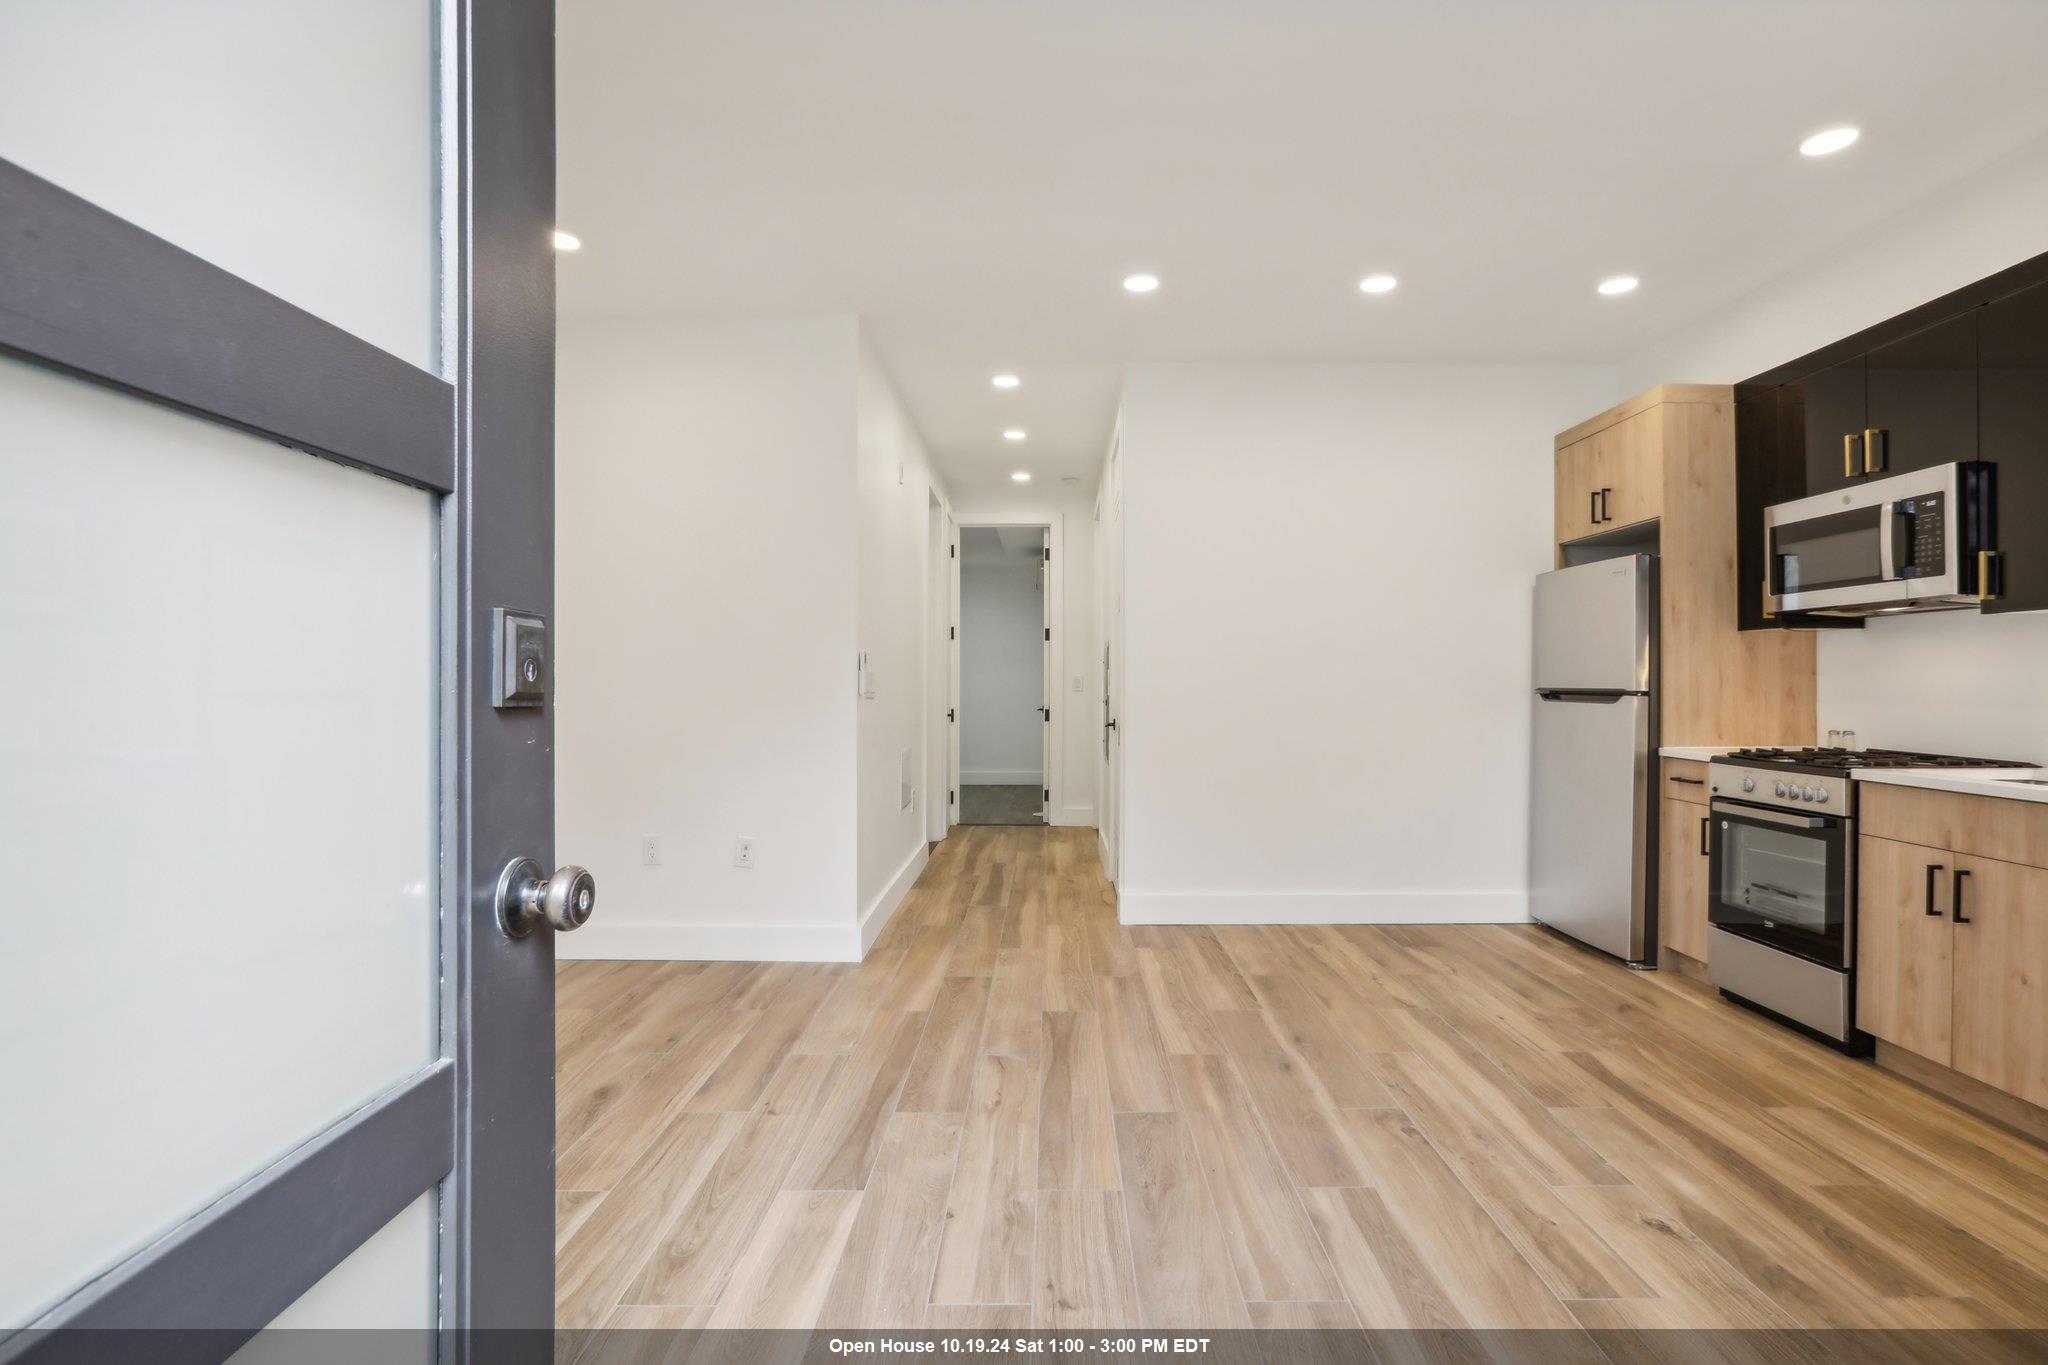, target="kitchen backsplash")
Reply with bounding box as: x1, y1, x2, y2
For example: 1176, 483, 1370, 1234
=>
1815, 608, 2048, 762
